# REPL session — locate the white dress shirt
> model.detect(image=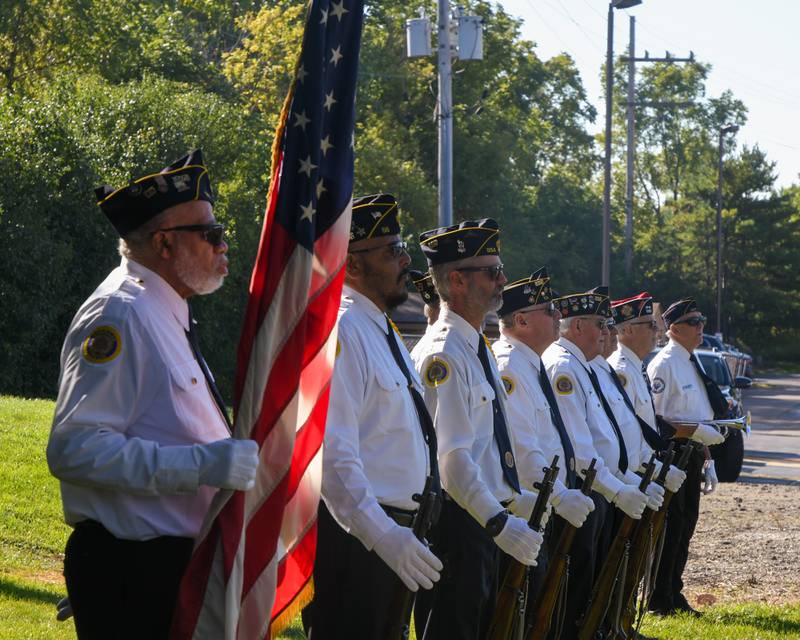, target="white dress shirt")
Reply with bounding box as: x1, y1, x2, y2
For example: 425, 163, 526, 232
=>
494, 335, 570, 497
608, 344, 656, 428
647, 339, 713, 422
48, 259, 230, 541
412, 306, 516, 525
541, 338, 626, 502
590, 356, 653, 476
322, 286, 429, 550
